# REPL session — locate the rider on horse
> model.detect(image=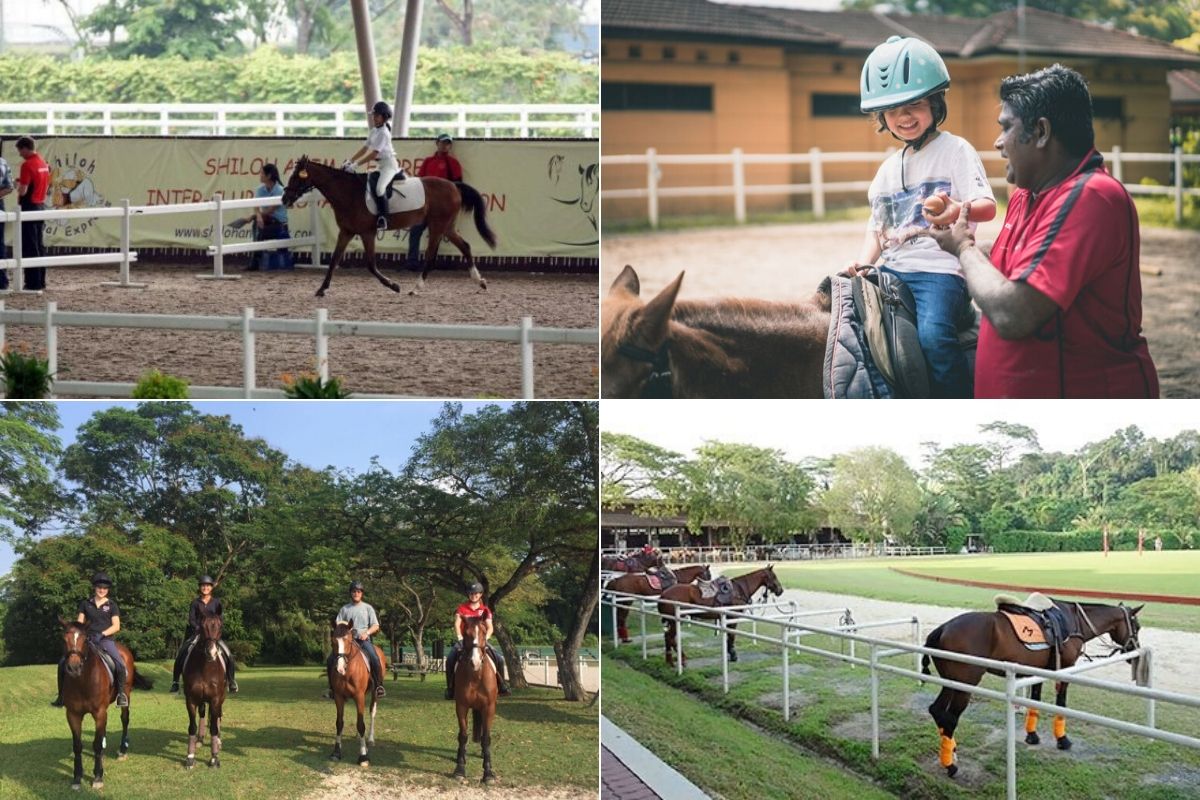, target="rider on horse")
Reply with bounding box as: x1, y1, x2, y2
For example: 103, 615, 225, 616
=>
343, 100, 402, 231
169, 574, 238, 695
444, 583, 510, 699
52, 572, 128, 708
334, 580, 386, 699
